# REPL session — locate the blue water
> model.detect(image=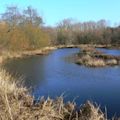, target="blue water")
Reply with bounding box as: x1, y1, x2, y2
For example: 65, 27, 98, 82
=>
97, 48, 120, 56
3, 48, 120, 118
